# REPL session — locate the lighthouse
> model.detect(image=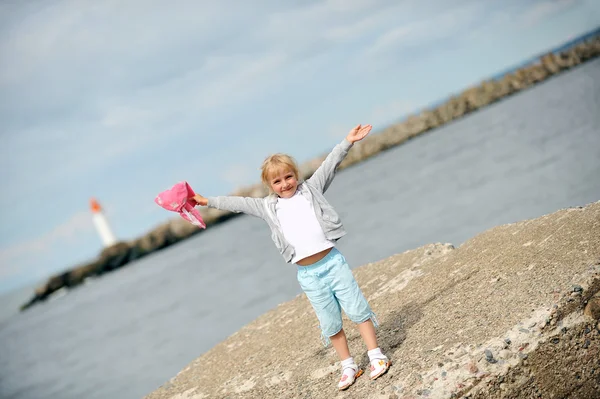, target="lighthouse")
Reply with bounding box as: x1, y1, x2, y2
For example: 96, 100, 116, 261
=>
90, 198, 117, 247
